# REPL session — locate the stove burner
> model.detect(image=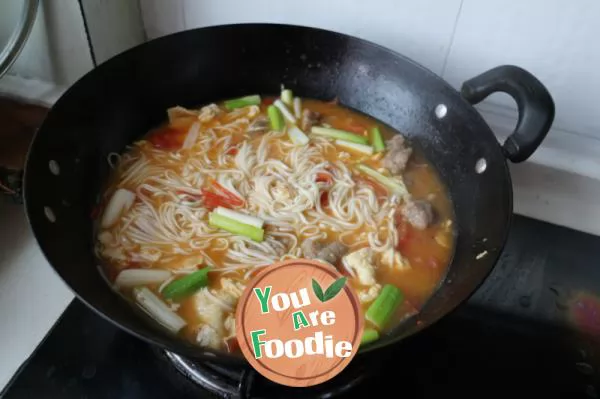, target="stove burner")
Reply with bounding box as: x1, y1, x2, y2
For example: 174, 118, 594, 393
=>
161, 350, 371, 398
